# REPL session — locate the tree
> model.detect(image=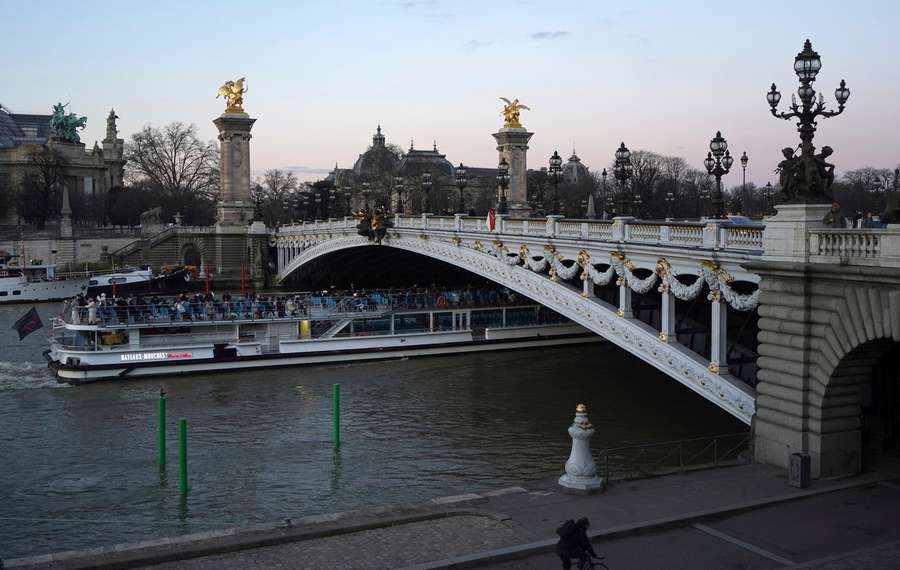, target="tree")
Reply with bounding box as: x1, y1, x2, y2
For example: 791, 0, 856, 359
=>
125, 122, 219, 224
838, 167, 894, 215
15, 145, 67, 229
252, 169, 299, 226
